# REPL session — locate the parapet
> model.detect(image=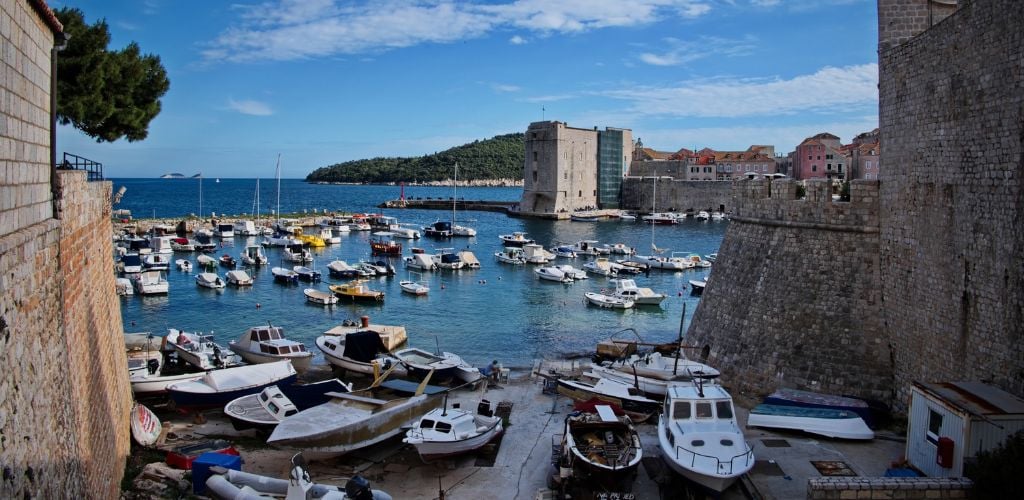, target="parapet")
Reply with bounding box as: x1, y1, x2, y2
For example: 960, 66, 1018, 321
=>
730, 178, 880, 231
